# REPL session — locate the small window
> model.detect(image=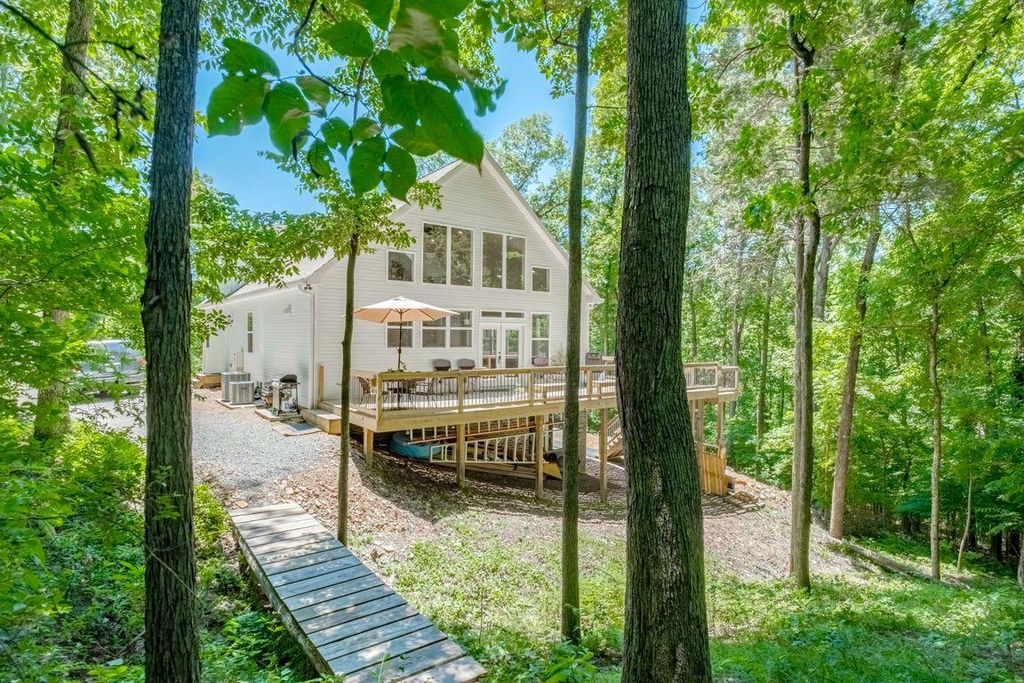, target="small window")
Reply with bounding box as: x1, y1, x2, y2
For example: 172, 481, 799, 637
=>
246, 312, 255, 353
422, 317, 446, 348
386, 322, 412, 349
505, 311, 525, 319
388, 251, 414, 282
532, 267, 550, 292
481, 310, 502, 318
531, 314, 550, 360
450, 311, 472, 348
